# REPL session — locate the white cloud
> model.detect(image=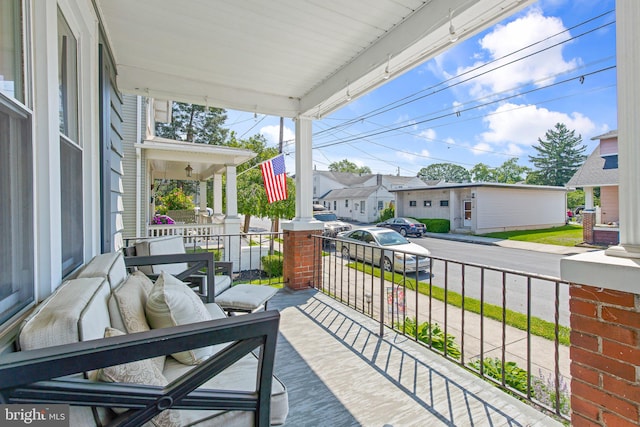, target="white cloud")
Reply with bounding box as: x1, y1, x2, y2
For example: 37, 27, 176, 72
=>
480, 102, 596, 149
457, 8, 580, 98
260, 124, 295, 145
397, 149, 430, 164
471, 142, 492, 156
417, 128, 436, 141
